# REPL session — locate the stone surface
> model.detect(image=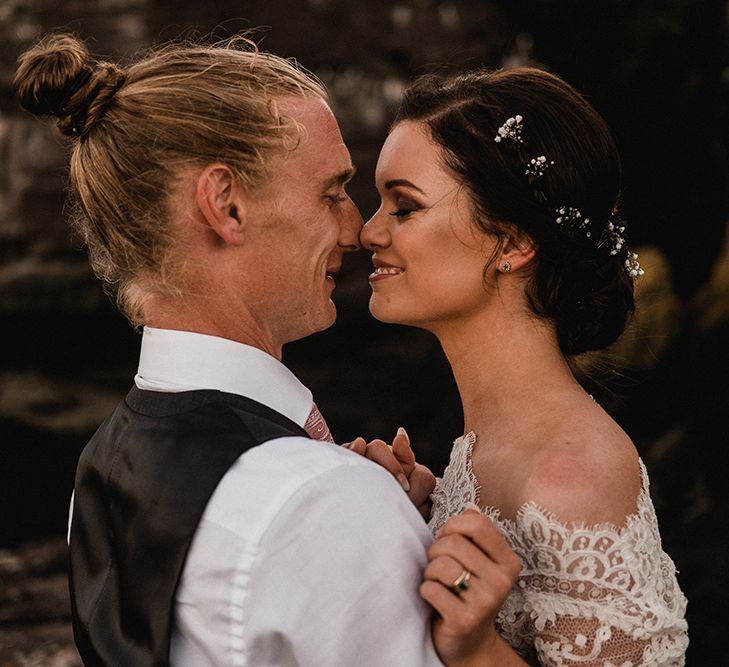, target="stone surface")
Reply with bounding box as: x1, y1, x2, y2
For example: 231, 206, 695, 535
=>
0, 540, 81, 666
